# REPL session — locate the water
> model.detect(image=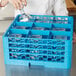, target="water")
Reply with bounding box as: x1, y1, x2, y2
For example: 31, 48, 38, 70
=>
13, 26, 26, 29
33, 27, 44, 30
52, 28, 65, 31
8, 34, 22, 38
53, 36, 67, 40
31, 35, 42, 38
